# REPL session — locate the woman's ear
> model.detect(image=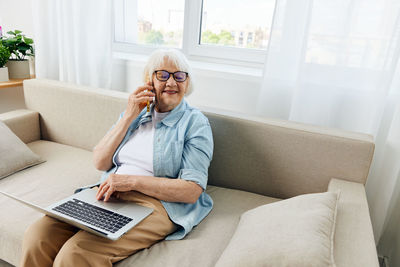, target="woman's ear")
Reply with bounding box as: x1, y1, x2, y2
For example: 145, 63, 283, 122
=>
144, 72, 150, 84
